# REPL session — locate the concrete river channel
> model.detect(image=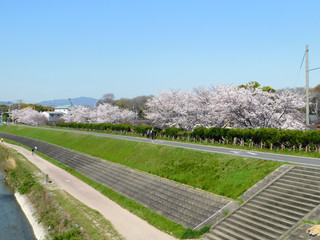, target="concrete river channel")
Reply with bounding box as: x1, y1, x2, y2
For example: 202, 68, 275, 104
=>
0, 171, 36, 240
